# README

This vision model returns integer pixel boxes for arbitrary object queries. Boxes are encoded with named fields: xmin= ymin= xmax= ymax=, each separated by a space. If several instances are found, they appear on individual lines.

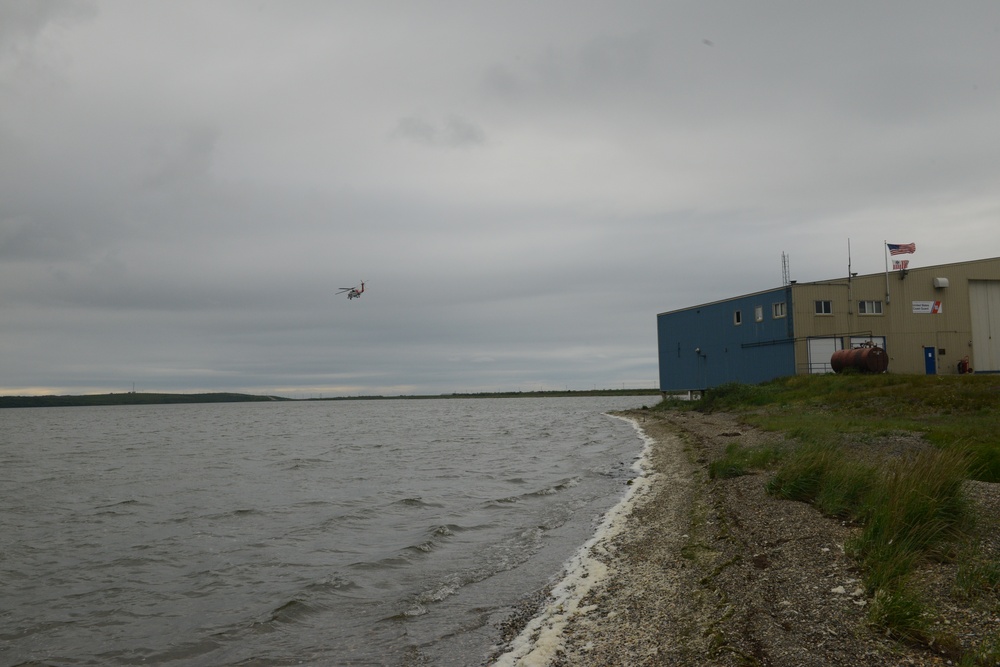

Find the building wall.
xmin=791 ymin=257 xmax=1000 ymax=375
xmin=657 ymin=287 xmax=795 ymax=391
xmin=790 ymin=276 xmax=895 ymax=374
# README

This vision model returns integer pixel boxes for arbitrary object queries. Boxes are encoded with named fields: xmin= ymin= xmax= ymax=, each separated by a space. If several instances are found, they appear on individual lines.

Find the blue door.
xmin=924 ymin=347 xmax=937 ymax=375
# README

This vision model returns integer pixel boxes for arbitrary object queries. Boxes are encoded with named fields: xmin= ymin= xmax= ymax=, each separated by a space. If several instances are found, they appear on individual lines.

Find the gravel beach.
xmin=490 ymin=408 xmax=1000 ymax=666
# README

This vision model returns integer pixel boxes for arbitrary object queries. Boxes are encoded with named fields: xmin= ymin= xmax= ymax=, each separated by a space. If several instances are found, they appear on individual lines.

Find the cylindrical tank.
xmin=831 ymin=346 xmax=888 ymax=373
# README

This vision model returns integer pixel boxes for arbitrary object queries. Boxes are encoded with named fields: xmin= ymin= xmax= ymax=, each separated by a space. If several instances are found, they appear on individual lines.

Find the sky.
xmin=2 ymin=1 xmax=999 ymax=398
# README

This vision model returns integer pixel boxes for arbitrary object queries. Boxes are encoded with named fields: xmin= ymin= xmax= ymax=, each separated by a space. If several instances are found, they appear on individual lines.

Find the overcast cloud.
xmin=2 ymin=0 xmax=999 ymax=397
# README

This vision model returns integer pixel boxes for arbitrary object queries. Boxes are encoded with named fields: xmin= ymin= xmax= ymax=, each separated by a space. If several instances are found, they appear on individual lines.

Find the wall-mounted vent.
xmin=933 ymin=277 xmax=950 ymax=288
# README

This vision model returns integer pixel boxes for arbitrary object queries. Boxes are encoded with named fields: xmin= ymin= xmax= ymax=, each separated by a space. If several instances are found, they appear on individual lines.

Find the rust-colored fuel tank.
xmin=831 ymin=346 xmax=888 ymax=373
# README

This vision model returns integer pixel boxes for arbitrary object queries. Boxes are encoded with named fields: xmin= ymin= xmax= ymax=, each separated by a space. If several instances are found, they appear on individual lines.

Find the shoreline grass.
xmin=656 ymin=373 xmax=1000 ymax=654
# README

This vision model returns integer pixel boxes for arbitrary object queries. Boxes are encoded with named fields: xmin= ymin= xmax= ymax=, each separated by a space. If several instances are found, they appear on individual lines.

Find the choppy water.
xmin=0 ymin=396 xmax=652 ymax=666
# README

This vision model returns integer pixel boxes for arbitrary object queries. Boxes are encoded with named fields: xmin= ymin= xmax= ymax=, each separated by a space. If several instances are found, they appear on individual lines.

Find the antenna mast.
xmin=781 ymin=252 xmax=791 ymax=285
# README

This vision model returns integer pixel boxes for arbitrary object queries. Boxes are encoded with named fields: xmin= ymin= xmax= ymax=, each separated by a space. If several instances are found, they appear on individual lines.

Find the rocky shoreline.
xmin=490 ymin=409 xmax=999 ymax=666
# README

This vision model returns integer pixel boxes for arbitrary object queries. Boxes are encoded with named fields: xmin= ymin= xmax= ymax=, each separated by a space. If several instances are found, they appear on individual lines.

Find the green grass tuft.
xmin=708 ymin=442 xmax=783 ymax=479
xmin=959 ymin=633 xmax=1000 ymax=667
xmin=765 ymin=443 xmax=843 ymax=504
xmin=850 ymin=448 xmax=971 ymax=589
xmin=866 ymin=586 xmax=930 ymax=643
xmin=954 ymin=545 xmax=1000 ymax=600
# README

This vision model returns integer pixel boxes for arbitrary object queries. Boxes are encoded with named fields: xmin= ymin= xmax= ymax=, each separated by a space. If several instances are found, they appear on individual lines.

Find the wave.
xmin=91 ymin=498 xmax=151 ymax=515
xmin=95 ymin=498 xmax=145 ymax=508
xmin=389 ymin=497 xmax=444 ymax=509
xmin=383 ymin=581 xmax=463 ymax=621
xmin=401 ymin=523 xmax=468 ymax=556
xmin=304 ymin=575 xmax=360 ymax=596
xmin=231 ymin=507 xmax=262 ymax=517
xmin=90 ymin=555 xmax=173 ymax=572
xmin=386 ymin=522 xmax=550 ymax=623
xmin=529 ymin=476 xmax=581 ymax=497
xmin=348 ymin=523 xmax=483 ymax=575
xmin=166 ymin=506 xmax=270 ymax=524
xmin=280 ymin=456 xmax=333 ymax=470
xmin=123 ymin=637 xmax=222 ymax=665
xmin=382 ymin=603 xmax=431 ymax=621
xmin=488 ymin=476 xmax=582 ymax=505
xmin=348 ymin=555 xmax=413 ymax=570
xmin=264 ymin=598 xmax=322 ymax=625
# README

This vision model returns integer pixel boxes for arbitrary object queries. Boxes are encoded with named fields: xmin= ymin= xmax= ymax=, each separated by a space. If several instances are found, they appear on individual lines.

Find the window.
xmin=754 ymin=305 xmax=763 ymax=322
xmin=772 ymin=302 xmax=787 ymax=319
xmin=733 ymin=310 xmax=742 ymax=325
xmin=815 ymin=300 xmax=832 ymax=315
xmin=858 ymin=300 xmax=883 ymax=315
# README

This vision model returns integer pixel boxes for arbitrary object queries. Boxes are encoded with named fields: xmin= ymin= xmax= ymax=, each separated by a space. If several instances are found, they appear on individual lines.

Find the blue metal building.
xmin=657 ymin=286 xmax=796 ymax=392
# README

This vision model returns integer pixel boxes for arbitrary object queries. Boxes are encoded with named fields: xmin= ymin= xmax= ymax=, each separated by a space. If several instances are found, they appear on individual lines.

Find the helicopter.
xmin=337 ymin=281 xmax=365 ymax=300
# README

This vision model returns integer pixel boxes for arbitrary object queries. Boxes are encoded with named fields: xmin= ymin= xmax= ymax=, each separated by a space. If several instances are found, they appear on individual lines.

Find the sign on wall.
xmin=912 ymin=301 xmax=943 ymax=314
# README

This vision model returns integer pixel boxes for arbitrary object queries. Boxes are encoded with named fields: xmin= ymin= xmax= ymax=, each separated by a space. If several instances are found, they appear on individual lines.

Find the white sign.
xmin=912 ymin=301 xmax=943 ymax=314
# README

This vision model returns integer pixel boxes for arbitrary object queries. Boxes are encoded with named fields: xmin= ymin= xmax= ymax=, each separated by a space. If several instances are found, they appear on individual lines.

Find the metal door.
xmin=808 ymin=337 xmax=842 ymax=374
xmin=924 ymin=346 xmax=937 ymax=375
xmin=969 ymin=280 xmax=1000 ymax=372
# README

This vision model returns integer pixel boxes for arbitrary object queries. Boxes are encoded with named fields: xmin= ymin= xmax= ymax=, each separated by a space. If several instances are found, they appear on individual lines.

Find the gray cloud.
xmin=393 ymin=115 xmax=486 ymax=148
xmin=2 ymin=1 xmax=999 ymax=397
xmin=0 ymin=0 xmax=94 ymax=53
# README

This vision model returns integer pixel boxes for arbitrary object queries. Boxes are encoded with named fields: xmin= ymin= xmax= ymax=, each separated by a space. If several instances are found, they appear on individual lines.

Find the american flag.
xmin=893 ymin=260 xmax=909 ymax=270
xmin=887 ymin=242 xmax=916 ymax=255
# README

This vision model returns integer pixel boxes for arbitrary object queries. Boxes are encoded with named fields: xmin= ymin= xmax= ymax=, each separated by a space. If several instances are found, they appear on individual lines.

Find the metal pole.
xmin=883 ymin=240 xmax=890 ymax=303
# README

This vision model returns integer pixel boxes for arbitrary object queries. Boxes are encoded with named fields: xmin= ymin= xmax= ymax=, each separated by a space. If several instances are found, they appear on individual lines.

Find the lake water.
xmin=0 ymin=396 xmax=653 ymax=666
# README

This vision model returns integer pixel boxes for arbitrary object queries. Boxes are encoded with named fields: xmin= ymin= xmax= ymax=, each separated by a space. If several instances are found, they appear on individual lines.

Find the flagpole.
xmin=848 ymin=238 xmax=854 ymax=314
xmin=884 ymin=240 xmax=890 ymax=303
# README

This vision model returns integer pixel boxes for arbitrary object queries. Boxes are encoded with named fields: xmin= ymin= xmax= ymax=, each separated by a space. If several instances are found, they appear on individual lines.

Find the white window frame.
xmin=858 ymin=300 xmax=884 ymax=315
xmin=815 ymin=300 xmax=832 ymax=315
xmin=734 ymin=310 xmax=742 ymax=325
xmin=754 ymin=305 xmax=764 ymax=322
xmin=772 ymin=302 xmax=787 ymax=319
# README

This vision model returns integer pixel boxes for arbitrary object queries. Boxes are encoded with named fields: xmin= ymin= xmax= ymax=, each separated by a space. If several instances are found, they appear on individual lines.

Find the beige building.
xmin=792 ymin=256 xmax=1000 ymax=375
xmin=658 ymin=256 xmax=1000 ymax=392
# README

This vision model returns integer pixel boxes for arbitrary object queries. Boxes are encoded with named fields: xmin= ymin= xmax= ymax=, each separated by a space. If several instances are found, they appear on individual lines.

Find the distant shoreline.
xmin=0 ymin=389 xmax=661 ymax=409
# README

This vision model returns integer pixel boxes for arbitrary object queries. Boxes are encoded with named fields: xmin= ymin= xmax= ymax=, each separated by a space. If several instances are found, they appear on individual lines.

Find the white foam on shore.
xmin=491 ymin=415 xmax=656 ymax=667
